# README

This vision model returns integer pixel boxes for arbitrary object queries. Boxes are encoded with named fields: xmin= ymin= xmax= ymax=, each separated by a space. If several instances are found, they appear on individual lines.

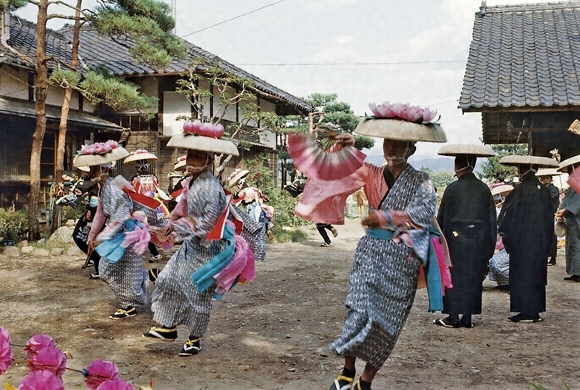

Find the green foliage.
xmin=48 ymin=70 xmax=158 ymax=118
xmin=419 ymin=167 xmax=456 ymax=192
xmin=0 ymin=208 xmax=28 ymax=243
xmin=304 ymin=93 xmax=363 ymax=134
xmin=62 ymin=203 xmax=86 ymax=221
xmin=480 ymin=144 xmax=528 ymax=182
xmin=88 ymin=0 xmax=187 ymax=69
xmin=0 ymin=0 xmax=26 ymax=12
xmin=176 ymin=59 xmax=276 ymax=141
xmin=353 ymin=135 xmax=375 ymax=150
xmin=283 ymin=93 xmax=375 ymax=151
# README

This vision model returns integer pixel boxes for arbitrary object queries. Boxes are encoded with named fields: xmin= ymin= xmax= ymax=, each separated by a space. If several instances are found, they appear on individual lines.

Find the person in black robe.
xmin=498 ymin=157 xmax=555 ymax=323
xmin=435 ymin=150 xmax=496 ymax=328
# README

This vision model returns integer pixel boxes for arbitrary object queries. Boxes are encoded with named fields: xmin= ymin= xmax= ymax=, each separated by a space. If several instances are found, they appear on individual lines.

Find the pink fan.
xmin=288 ymin=133 xmax=366 ymax=180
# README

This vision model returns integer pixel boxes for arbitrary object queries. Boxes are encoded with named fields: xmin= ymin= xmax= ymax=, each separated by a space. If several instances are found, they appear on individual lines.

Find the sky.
xmin=15 ymin=0 xmax=557 ymax=160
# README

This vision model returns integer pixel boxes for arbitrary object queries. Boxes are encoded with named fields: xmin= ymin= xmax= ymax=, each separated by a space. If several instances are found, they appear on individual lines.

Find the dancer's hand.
xmin=335 ymin=133 xmax=355 ymax=146
xmin=361 ymin=211 xmax=380 ymax=228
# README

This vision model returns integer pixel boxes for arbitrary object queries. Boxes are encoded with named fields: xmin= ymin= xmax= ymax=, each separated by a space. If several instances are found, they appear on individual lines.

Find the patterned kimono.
xmin=317 ymin=163 xmax=436 ymax=369
xmin=151 ymin=170 xmax=227 ymax=338
xmin=560 ymin=188 xmax=580 ymax=276
xmin=89 ymin=177 xmax=150 ymax=309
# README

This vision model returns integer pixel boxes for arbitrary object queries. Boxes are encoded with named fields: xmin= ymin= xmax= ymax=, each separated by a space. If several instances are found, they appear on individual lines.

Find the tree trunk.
xmin=28 ymin=0 xmax=49 ymax=241
xmin=51 ymin=0 xmax=82 ymax=233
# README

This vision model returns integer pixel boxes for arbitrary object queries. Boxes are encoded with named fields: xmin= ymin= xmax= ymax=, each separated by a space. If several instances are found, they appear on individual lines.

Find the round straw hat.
xmin=535 ymin=168 xmax=561 ymax=177
xmin=174 ymin=155 xmax=187 ymax=171
xmin=499 ymin=155 xmax=559 ymax=168
xmin=227 ymin=169 xmax=250 ymax=188
xmin=124 ymin=150 xmax=158 ymax=164
xmin=73 ymin=142 xmax=129 ymax=167
xmin=167 ymin=132 xmax=239 ymax=156
xmin=354 ymin=118 xmax=447 ymax=143
xmin=490 ymin=184 xmax=514 ymax=196
xmin=558 ymin=154 xmax=580 ymax=172
xmin=438 ymin=144 xmax=495 ymax=157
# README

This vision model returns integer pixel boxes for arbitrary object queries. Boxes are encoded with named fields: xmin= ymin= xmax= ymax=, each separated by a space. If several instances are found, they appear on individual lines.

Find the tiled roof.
xmin=2 ymin=15 xmax=313 ymax=116
xmin=65 ymin=27 xmax=313 ymax=115
xmin=3 ymin=16 xmax=72 ymax=71
xmin=459 ymin=0 xmax=580 ymax=112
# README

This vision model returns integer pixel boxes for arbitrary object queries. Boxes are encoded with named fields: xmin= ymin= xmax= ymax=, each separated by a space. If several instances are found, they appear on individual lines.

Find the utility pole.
xmin=171 ymin=0 xmax=177 ymax=34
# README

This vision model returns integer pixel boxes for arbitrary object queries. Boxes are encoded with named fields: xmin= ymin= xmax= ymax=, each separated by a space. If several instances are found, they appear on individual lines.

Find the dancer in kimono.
xmin=125 ymin=149 xmax=168 ymax=263
xmin=498 ymin=155 xmax=558 ymax=323
xmin=74 ymin=141 xmax=149 ymax=320
xmin=556 ymin=155 xmax=580 ymax=282
xmin=289 ymin=102 xmax=445 ymax=390
xmin=434 ymin=144 xmax=497 ymax=329
xmin=143 ymin=122 xmax=258 ymax=357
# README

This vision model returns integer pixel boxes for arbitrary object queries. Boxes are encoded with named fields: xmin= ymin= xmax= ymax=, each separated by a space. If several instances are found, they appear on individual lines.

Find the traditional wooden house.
xmin=0 ymin=13 xmax=123 ymax=214
xmin=459 ymin=1 xmax=580 ymax=160
xmin=65 ymin=23 xmax=313 ymax=192
xmin=0 ymin=13 xmax=313 ymax=214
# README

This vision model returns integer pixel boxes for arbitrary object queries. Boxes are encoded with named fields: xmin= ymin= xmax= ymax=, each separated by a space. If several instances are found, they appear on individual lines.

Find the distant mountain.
xmin=364 ymin=153 xmax=483 ymax=173
xmin=364 ymin=154 xmax=454 ymax=172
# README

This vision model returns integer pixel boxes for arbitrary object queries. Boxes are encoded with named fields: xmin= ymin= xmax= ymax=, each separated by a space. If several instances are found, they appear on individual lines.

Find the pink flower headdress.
xmin=182 ymin=120 xmax=225 ymax=138
xmin=368 ymin=102 xmax=438 ymax=124
xmin=80 ymin=140 xmax=120 ymax=156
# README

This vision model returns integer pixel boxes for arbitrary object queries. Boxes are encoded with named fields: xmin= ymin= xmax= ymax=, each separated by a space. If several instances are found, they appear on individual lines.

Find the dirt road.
xmin=1 ymin=218 xmax=579 ymax=389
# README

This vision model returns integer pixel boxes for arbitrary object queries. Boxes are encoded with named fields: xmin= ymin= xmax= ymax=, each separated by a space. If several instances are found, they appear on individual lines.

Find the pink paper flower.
xmin=80 ymin=140 xmax=119 ymax=155
xmin=96 ymin=378 xmax=135 ymax=390
xmin=369 ymin=102 xmax=438 ymax=123
xmin=24 ymin=334 xmax=56 ymax=359
xmin=18 ymin=370 xmax=65 ymax=390
xmin=27 ymin=346 xmax=67 ymax=378
xmin=0 ymin=326 xmax=13 ymax=374
xmin=132 ymin=149 xmax=149 ymax=154
xmin=83 ymin=359 xmax=120 ymax=390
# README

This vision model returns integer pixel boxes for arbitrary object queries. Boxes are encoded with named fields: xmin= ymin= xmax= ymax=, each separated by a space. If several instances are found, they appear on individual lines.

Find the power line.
xmin=180 ymin=0 xmax=287 ymax=38
xmin=235 ymin=60 xmax=466 ymax=66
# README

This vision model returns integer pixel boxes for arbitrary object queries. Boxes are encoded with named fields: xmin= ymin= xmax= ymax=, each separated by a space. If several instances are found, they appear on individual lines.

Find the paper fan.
xmin=288 ymin=133 xmax=366 ymax=180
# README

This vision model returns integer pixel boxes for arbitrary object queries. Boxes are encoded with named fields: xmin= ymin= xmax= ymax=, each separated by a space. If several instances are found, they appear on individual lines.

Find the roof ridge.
xmin=481 ymin=0 xmax=580 ymax=14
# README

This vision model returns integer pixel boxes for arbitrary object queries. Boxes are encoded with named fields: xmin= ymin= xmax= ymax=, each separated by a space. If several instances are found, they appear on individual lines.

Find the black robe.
xmin=437 ymin=172 xmax=497 ymax=315
xmin=498 ymin=172 xmax=553 ymax=315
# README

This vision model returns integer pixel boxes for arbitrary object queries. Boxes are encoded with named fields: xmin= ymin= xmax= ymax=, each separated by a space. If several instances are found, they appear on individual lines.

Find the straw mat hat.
xmin=73 ymin=141 xmax=129 ymax=167
xmin=124 ymin=149 xmax=158 ymax=164
xmin=499 ymin=155 xmax=559 ymax=168
xmin=558 ymin=154 xmax=580 ymax=172
xmin=438 ymin=144 xmax=494 ymax=157
xmin=354 ymin=118 xmax=446 ymax=143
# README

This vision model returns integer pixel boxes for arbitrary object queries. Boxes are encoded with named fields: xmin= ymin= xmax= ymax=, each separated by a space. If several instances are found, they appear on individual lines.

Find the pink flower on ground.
xmin=18 ymin=370 xmax=65 ymax=390
xmin=84 ymin=359 xmax=120 ymax=390
xmin=0 ymin=326 xmax=13 ymax=374
xmin=24 ymin=334 xmax=56 ymax=359
xmin=96 ymin=378 xmax=135 ymax=390
xmin=27 ymin=346 xmax=67 ymax=378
